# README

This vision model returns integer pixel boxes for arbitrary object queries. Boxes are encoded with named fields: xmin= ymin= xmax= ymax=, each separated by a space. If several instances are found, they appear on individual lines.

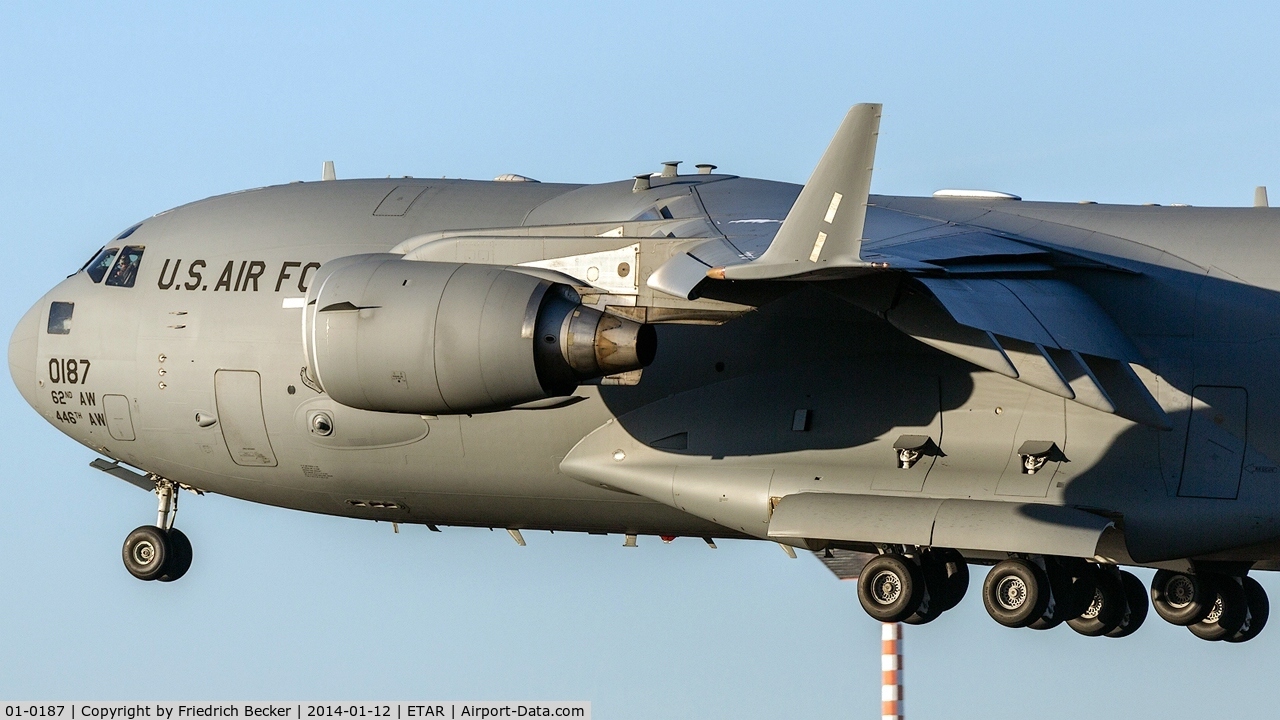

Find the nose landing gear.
xmin=121 ymin=476 xmax=193 ymax=582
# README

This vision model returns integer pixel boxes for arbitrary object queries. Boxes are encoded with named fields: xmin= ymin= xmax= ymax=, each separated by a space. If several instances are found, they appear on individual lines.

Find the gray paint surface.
xmin=11 ymin=116 xmax=1280 ymax=573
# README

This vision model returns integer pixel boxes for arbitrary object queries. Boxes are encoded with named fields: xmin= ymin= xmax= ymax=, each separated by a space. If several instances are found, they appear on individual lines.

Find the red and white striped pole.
xmin=881 ymin=622 xmax=903 ymax=720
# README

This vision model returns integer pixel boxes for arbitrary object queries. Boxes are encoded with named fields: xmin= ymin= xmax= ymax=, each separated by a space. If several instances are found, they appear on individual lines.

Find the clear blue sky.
xmin=3 ymin=3 xmax=1279 ymax=718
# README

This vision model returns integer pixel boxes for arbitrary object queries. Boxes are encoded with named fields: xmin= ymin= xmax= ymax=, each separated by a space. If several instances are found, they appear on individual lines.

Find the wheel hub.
xmin=1204 ymin=595 xmax=1224 ymax=624
xmin=870 ymin=570 xmax=902 ymax=605
xmin=1080 ymin=588 xmax=1104 ymax=619
xmin=995 ymin=576 xmax=1028 ymax=610
xmin=1166 ymin=575 xmax=1195 ymax=608
xmin=132 ymin=540 xmax=156 ymax=566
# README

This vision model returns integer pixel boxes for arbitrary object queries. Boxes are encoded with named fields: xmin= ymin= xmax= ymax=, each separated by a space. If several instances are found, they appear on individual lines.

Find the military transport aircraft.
xmin=10 ymin=104 xmax=1279 ymax=642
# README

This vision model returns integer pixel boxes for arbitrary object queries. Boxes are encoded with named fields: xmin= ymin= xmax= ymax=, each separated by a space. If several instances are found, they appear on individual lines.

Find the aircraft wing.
xmin=649 ymin=104 xmax=1171 ymax=429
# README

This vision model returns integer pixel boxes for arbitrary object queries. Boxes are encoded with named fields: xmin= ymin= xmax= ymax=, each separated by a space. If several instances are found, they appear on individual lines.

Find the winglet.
xmin=719 ymin=104 xmax=881 ymax=280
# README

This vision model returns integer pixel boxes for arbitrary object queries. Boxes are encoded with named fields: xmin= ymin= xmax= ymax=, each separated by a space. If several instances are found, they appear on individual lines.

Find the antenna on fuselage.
xmin=1256 ymin=186 xmax=1269 ymax=208
xmin=322 ymin=161 xmax=337 ymax=181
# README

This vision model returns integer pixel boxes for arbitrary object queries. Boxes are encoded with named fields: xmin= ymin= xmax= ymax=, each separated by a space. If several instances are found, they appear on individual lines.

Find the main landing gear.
xmin=980 ymin=557 xmax=1148 ymax=637
xmin=854 ymin=549 xmax=1269 ymax=642
xmin=1150 ymin=569 xmax=1269 ymax=642
xmin=121 ymin=476 xmax=193 ymax=582
xmin=856 ymin=548 xmax=969 ymax=624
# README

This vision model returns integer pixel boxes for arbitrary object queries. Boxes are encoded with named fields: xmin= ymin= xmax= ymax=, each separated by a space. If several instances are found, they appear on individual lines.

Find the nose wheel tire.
xmin=1103 ymin=570 xmax=1150 ymax=638
xmin=982 ymin=558 xmax=1050 ymax=628
xmin=857 ymin=553 xmax=924 ymax=622
xmin=1225 ymin=576 xmax=1269 ymax=643
xmin=1189 ymin=575 xmax=1248 ymax=641
xmin=123 ymin=525 xmax=193 ymax=582
xmin=1151 ymin=569 xmax=1214 ymax=626
xmin=158 ymin=528 xmax=193 ymax=582
xmin=123 ymin=525 xmax=171 ymax=581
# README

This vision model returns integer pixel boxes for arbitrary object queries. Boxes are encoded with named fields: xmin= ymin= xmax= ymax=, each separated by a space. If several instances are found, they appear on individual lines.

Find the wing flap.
xmin=884 ymin=280 xmax=1169 ymax=428
xmin=917 ymin=277 xmax=1142 ymax=363
xmin=917 ymin=277 xmax=1057 ymax=347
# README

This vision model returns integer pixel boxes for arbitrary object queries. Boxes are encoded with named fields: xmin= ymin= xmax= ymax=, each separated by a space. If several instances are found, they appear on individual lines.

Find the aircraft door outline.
xmin=214 ymin=369 xmax=278 ymax=467
xmin=1178 ymin=385 xmax=1247 ymax=499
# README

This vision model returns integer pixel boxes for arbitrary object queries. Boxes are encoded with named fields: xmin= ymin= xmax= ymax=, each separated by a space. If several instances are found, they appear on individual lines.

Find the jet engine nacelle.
xmin=303 ymin=254 xmax=656 ymax=414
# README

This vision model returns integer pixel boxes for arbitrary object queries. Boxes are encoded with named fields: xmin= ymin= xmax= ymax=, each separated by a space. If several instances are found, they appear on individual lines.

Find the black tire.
xmin=158 ymin=528 xmax=193 ymax=582
xmin=1029 ymin=558 xmax=1095 ymax=630
xmin=122 ymin=525 xmax=171 ymax=581
xmin=1225 ymin=576 xmax=1270 ymax=644
xmin=1105 ymin=571 xmax=1150 ymax=638
xmin=902 ymin=600 xmax=942 ymax=626
xmin=1027 ymin=559 xmax=1068 ymax=629
xmin=857 ymin=554 xmax=924 ymax=623
xmin=903 ymin=549 xmax=968 ymax=625
xmin=1151 ymin=569 xmax=1214 ymax=626
xmin=1067 ymin=568 xmax=1125 ymax=637
xmin=930 ymin=548 xmax=970 ymax=613
xmin=1189 ymin=575 xmax=1248 ymax=641
xmin=982 ymin=558 xmax=1050 ymax=628
xmin=1055 ymin=558 xmax=1100 ymax=620
xmin=1027 ymin=613 xmax=1064 ymax=630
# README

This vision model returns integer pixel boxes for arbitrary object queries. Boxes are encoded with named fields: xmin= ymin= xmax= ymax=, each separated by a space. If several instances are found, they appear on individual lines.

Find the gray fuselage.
xmin=11 ymin=174 xmax=1280 ymax=567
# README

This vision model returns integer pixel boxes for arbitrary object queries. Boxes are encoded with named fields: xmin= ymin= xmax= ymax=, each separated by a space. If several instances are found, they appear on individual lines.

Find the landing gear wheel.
xmin=902 ymin=599 xmax=942 ymax=625
xmin=1027 ymin=561 xmax=1067 ymax=630
xmin=1104 ymin=571 xmax=1150 ymax=638
xmin=1067 ymin=568 xmax=1124 ymax=637
xmin=1225 ymin=576 xmax=1270 ymax=643
xmin=857 ymin=554 xmax=924 ymax=623
xmin=158 ymin=528 xmax=193 ymax=582
xmin=983 ymin=558 xmax=1050 ymax=628
xmin=1189 ymin=575 xmax=1248 ymax=641
xmin=1150 ymin=569 xmax=1214 ymax=626
xmin=929 ymin=548 xmax=970 ymax=613
xmin=122 ymin=525 xmax=171 ymax=581
xmin=1029 ymin=558 xmax=1096 ymax=630
xmin=903 ymin=549 xmax=969 ymax=626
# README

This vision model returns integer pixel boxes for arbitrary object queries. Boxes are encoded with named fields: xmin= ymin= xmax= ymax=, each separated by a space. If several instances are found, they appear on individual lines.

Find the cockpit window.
xmin=115 ymin=223 xmax=142 ymax=241
xmin=105 ymin=245 xmax=144 ymax=288
xmin=85 ymin=247 xmax=119 ymax=283
xmin=47 ymin=302 xmax=73 ymax=335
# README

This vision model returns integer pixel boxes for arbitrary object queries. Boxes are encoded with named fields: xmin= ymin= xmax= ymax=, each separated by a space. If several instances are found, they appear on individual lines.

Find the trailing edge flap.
xmin=916 ymin=277 xmax=1142 ymax=363
xmin=717 ymin=104 xmax=881 ymax=281
xmin=888 ymin=279 xmax=1171 ymax=429
xmin=768 ymin=493 xmax=1114 ymax=559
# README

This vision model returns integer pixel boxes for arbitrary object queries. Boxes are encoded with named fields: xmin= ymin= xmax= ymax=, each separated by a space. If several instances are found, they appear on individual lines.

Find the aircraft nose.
xmin=9 ymin=302 xmax=41 ymax=409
